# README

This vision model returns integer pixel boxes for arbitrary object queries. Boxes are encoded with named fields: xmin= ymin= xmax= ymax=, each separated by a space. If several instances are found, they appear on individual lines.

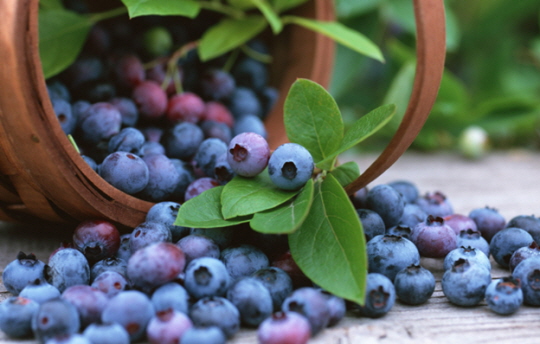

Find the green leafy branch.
xmin=174 ymin=79 xmax=395 ymax=305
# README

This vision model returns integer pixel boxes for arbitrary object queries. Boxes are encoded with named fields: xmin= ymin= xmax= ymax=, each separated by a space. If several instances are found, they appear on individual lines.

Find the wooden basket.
xmin=0 ymin=0 xmax=446 ymax=229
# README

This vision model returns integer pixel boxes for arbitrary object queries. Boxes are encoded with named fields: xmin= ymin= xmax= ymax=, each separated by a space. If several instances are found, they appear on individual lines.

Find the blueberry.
xmin=221 ymin=244 xmax=269 ymax=281
xmin=101 ymin=290 xmax=155 ymax=342
xmin=232 ymin=58 xmax=267 ymax=92
xmin=184 ymin=177 xmax=220 ymax=201
xmin=132 ymin=80 xmax=168 ymax=120
xmin=415 ymin=191 xmax=453 ymax=218
xmin=146 ymin=202 xmax=190 ymax=243
xmin=107 ymin=127 xmax=145 ymax=154
xmin=490 ymin=227 xmax=534 ymax=268
xmin=91 ymin=271 xmax=128 ymax=298
xmin=443 ymin=213 xmax=478 ymax=236
xmin=81 ymin=155 xmax=98 ymax=172
xmin=179 ymin=326 xmax=227 ymax=344
xmin=227 ymin=132 xmax=270 ymax=177
xmin=74 ymin=79 xmax=116 ymax=103
xmin=509 ymin=242 xmax=540 ymax=272
xmin=512 ymin=256 xmax=540 ymax=306
xmin=367 ymin=235 xmax=420 ymax=281
xmin=166 ymin=92 xmax=205 ymax=124
xmin=0 ymin=296 xmax=39 ymax=338
xmin=355 ymin=273 xmax=396 ymax=318
xmin=189 ymin=296 xmax=240 ymax=339
xmin=251 ymin=267 xmax=293 ymax=312
xmin=190 ymin=227 xmax=236 ymax=249
xmin=32 ymin=298 xmax=80 ymax=343
xmin=115 ymin=234 xmax=132 ymax=262
xmin=127 ymin=242 xmax=186 ymax=293
xmin=199 ymin=69 xmax=236 ymax=100
xmin=61 ymin=285 xmax=108 ymax=329
xmin=469 ymin=206 xmax=507 ymax=242
xmin=77 ymin=102 xmax=122 ymax=146
xmin=72 ymin=220 xmax=121 ymax=264
xmin=47 ymin=80 xmax=71 ymax=102
xmin=200 ymin=120 xmax=233 ymax=144
xmin=139 ymin=141 xmax=166 ymax=156
xmin=213 ymin=152 xmax=235 ymax=183
xmin=506 ymin=214 xmax=540 ymax=244
xmin=394 ymin=264 xmax=435 ymax=305
xmin=388 ymin=180 xmax=419 ymax=203
xmin=398 ymin=203 xmax=427 ymax=229
xmin=233 ymin=114 xmax=267 ymax=138
xmin=90 ymin=257 xmax=127 ymax=284
xmin=170 ymin=159 xmax=196 ymax=200
xmin=258 ymin=86 xmax=279 ymax=119
xmin=138 ymin=153 xmax=180 ymax=202
xmin=20 ymin=279 xmax=61 ymax=304
xmin=441 ymin=258 xmax=491 ymax=307
xmin=110 ymin=97 xmax=139 ymax=127
xmin=164 ymin=122 xmax=204 ymax=161
xmin=268 ymin=143 xmax=314 ymax=191
xmin=45 ymin=333 xmax=92 ymax=343
xmin=318 ymin=289 xmax=346 ymax=327
xmin=227 ymin=87 xmax=262 ymax=118
xmin=356 ymin=208 xmax=386 ymax=242
xmin=194 ymin=138 xmax=228 ymax=177
xmin=366 ymin=184 xmax=406 ymax=228
xmin=485 ymin=276 xmax=523 ymax=315
xmin=52 ymin=98 xmax=76 ymax=135
xmin=176 ymin=234 xmax=220 ymax=265
xmin=129 ymin=221 xmax=172 ymax=253
xmin=443 ymin=246 xmax=491 ymax=272
xmin=146 ymin=309 xmax=193 ymax=344
xmin=184 ymin=257 xmax=230 ymax=299
xmin=45 ymin=248 xmax=90 ymax=293
xmin=99 ymin=152 xmax=149 ymax=195
xmin=110 ymin=54 xmax=145 ymax=90
xmin=281 ymin=287 xmax=331 ymax=335
xmin=82 ymin=322 xmax=130 ymax=344
xmin=257 ymin=311 xmax=311 ymax=344
xmin=150 ymin=282 xmax=190 ymax=314
xmin=456 ymin=228 xmax=490 ymax=258
xmin=203 ymin=101 xmax=234 ymax=127
xmin=385 ymin=224 xmax=413 ymax=240
xmin=2 ymin=252 xmax=46 ymax=295
xmin=226 ymin=277 xmax=273 ymax=327
xmin=411 ymin=215 xmax=457 ymax=258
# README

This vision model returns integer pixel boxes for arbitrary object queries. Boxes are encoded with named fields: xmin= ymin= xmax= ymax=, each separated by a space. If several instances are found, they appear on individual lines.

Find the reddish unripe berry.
xmin=111 ymin=54 xmax=145 ymax=90
xmin=227 ymin=132 xmax=270 ymax=177
xmin=257 ymin=312 xmax=311 ymax=344
xmin=73 ymin=220 xmax=121 ymax=263
xmin=166 ymin=92 xmax=206 ymax=123
xmin=443 ymin=214 xmax=478 ymax=236
xmin=412 ymin=215 xmax=457 ymax=258
xmin=132 ymin=81 xmax=168 ymax=120
xmin=146 ymin=309 xmax=193 ymax=344
xmin=203 ymin=101 xmax=234 ymax=127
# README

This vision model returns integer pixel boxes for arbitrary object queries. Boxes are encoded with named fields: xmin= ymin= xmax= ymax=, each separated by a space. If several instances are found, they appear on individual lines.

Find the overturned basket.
xmin=0 ymin=0 xmax=446 ymax=229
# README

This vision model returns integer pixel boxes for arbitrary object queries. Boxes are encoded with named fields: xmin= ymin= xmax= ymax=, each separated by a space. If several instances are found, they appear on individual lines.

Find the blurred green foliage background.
xmin=331 ymin=0 xmax=540 ymax=154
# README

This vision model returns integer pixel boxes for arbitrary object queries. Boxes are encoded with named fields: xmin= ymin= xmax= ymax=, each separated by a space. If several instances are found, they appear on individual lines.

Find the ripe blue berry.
xmin=107 ymin=127 xmax=145 ymax=154
xmin=394 ymin=264 xmax=435 ymax=305
xmin=443 ymin=246 xmax=491 ymax=272
xmin=138 ymin=153 xmax=180 ymax=202
xmin=184 ymin=177 xmax=220 ymax=201
xmin=61 ymin=285 xmax=108 ymax=329
xmin=509 ymin=242 xmax=540 ymax=272
xmin=194 ymin=138 xmax=228 ymax=177
xmin=227 ymin=132 xmax=270 ymax=177
xmin=164 ymin=122 xmax=204 ymax=160
xmin=398 ymin=203 xmax=427 ymax=229
xmin=490 ymin=227 xmax=534 ymax=268
xmin=176 ymin=234 xmax=220 ymax=265
xmin=0 ymin=296 xmax=39 ymax=338
xmin=252 ymin=266 xmax=294 ymax=312
xmin=146 ymin=202 xmax=190 ymax=243
xmin=506 ymin=214 xmax=540 ymax=244
xmin=220 ymin=244 xmax=269 ymax=282
xmin=355 ymin=273 xmax=396 ymax=318
xmin=99 ymin=152 xmax=149 ymax=195
xmin=356 ymin=209 xmax=386 ymax=242
xmin=226 ymin=277 xmax=273 ymax=327
xmin=91 ymin=271 xmax=128 ymax=298
xmin=485 ymin=277 xmax=523 ymax=315
xmin=82 ymin=322 xmax=130 ymax=344
xmin=388 ymin=180 xmax=419 ymax=203
xmin=32 ymin=298 xmax=81 ymax=343
xmin=456 ymin=228 xmax=490 ymax=258
xmin=366 ymin=184 xmax=406 ymax=228
xmin=45 ymin=248 xmax=90 ymax=293
xmin=179 ymin=326 xmax=226 ymax=344
xmin=233 ymin=114 xmax=267 ymax=138
xmin=441 ymin=258 xmax=491 ymax=307
xmin=268 ymin=143 xmax=314 ymax=191
xmin=20 ymin=279 xmax=61 ymax=304
xmin=2 ymin=252 xmax=46 ymax=296
xmin=281 ymin=287 xmax=330 ymax=335
xmin=184 ymin=257 xmax=230 ymax=299
xmin=189 ymin=296 xmax=240 ymax=339
xmin=415 ymin=191 xmax=453 ymax=218
xmin=367 ymin=235 xmax=420 ymax=281
xmin=90 ymin=257 xmax=127 ymax=282
xmin=469 ymin=206 xmax=506 ymax=242
xmin=512 ymin=256 xmax=540 ymax=306
xmin=150 ymin=282 xmax=190 ymax=315
xmin=129 ymin=221 xmax=172 ymax=253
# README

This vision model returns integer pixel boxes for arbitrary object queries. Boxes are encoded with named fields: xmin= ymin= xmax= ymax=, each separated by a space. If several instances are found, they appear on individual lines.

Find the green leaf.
xmin=271 ymin=0 xmax=309 ymax=13
xmin=39 ymin=0 xmax=64 ymax=10
xmin=284 ymin=79 xmax=344 ymax=171
xmin=250 ymin=179 xmax=314 ymax=234
xmin=328 ymin=162 xmax=360 ymax=187
xmin=120 ymin=0 xmax=200 ymax=18
xmin=317 ymin=104 xmax=396 ymax=168
xmin=221 ymin=169 xmax=299 ymax=219
xmin=174 ymin=186 xmax=252 ymax=228
xmin=251 ymin=0 xmax=283 ymax=34
xmin=39 ymin=9 xmax=93 ymax=79
xmin=227 ymin=0 xmax=257 ymax=10
xmin=282 ymin=16 xmax=384 ymax=62
xmin=199 ymin=16 xmax=268 ymax=61
xmin=289 ymin=174 xmax=367 ymax=305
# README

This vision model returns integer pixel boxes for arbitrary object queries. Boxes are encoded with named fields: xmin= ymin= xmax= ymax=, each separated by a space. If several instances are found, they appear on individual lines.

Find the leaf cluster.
xmin=174 ymin=79 xmax=395 ymax=304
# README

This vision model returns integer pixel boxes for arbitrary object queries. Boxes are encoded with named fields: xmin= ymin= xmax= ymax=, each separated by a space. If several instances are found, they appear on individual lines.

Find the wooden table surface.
xmin=2 ymin=150 xmax=540 ymax=344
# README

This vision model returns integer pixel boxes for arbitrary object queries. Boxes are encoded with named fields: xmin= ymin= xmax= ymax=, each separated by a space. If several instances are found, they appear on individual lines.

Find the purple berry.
xmin=203 ymin=101 xmax=234 ymax=127
xmin=281 ymin=287 xmax=330 ymax=335
xmin=90 ymin=257 xmax=128 ymax=282
xmin=184 ymin=177 xmax=220 ymax=201
xmin=176 ymin=234 xmax=220 ymax=265
xmin=73 ymin=220 xmax=121 ymax=264
xmin=199 ymin=69 xmax=236 ymax=101
xmin=132 ymin=80 xmax=168 ymax=120
xmin=146 ymin=309 xmax=193 ymax=344
xmin=411 ymin=215 xmax=457 ymax=258
xmin=166 ymin=92 xmax=205 ymax=124
xmin=443 ymin=213 xmax=478 ymax=236
xmin=257 ymin=311 xmax=311 ymax=344
xmin=129 ymin=221 xmax=172 ymax=253
xmin=61 ymin=285 xmax=108 ymax=329
xmin=469 ymin=206 xmax=507 ymax=242
xmin=91 ymin=271 xmax=128 ymax=298
xmin=227 ymin=132 xmax=270 ymax=177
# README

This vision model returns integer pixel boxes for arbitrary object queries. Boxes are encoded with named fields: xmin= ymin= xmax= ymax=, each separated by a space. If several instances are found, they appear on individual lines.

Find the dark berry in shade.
xmin=200 ymin=120 xmax=233 ymax=144
xmin=318 ymin=289 xmax=346 ymax=327
xmin=441 ymin=258 xmax=491 ymax=307
xmin=233 ymin=114 xmax=267 ymax=138
xmin=72 ymin=220 xmax=121 ymax=264
xmin=45 ymin=248 xmax=91 ymax=293
xmin=150 ymin=282 xmax=190 ymax=315
xmin=127 ymin=242 xmax=186 ymax=293
xmin=146 ymin=309 xmax=193 ymax=344
xmin=356 ymin=209 xmax=386 ymax=242
xmin=101 ymin=290 xmax=155 ymax=342
xmin=110 ymin=53 xmax=145 ymax=90
xmin=90 ymin=257 xmax=128 ymax=282
xmin=138 ymin=153 xmax=181 ymax=202
xmin=91 ymin=271 xmax=128 ymax=298
xmin=132 ymin=80 xmax=168 ymax=120
xmin=61 ymin=285 xmax=109 ymax=329
xmin=194 ymin=138 xmax=228 ymax=177
xmin=180 ymin=326 xmax=227 ymax=344
xmin=367 ymin=235 xmax=420 ymax=282
xmin=82 ymin=322 xmax=130 ymax=344
xmin=47 ymin=80 xmax=71 ymax=102
xmin=146 ymin=201 xmax=190 ymax=243
xmin=164 ymin=122 xmax=205 ymax=160
xmin=281 ymin=287 xmax=331 ymax=335
xmin=51 ymin=98 xmax=76 ymax=135
xmin=271 ymin=250 xmax=311 ymax=289
xmin=456 ymin=228 xmax=490 ymax=258
xmin=226 ymin=277 xmax=273 ymax=327
xmin=214 ymin=152 xmax=235 ymax=183
xmin=184 ymin=257 xmax=231 ymax=299
xmin=199 ymin=68 xmax=236 ymax=100
xmin=0 ymin=296 xmax=39 ymax=338
xmin=107 ymin=127 xmax=145 ymax=154
xmin=469 ymin=206 xmax=506 ymax=242
xmin=99 ymin=152 xmax=149 ymax=195
xmin=252 ymin=266 xmax=294 ymax=312
xmin=355 ymin=273 xmax=396 ymax=318
xmin=227 ymin=86 xmax=262 ymax=118
xmin=190 ymin=227 xmax=236 ymax=250
xmin=231 ymin=58 xmax=267 ymax=92
xmin=415 ymin=191 xmax=453 ymax=218
xmin=20 ymin=279 xmax=61 ymax=304
xmin=485 ymin=276 xmax=523 ymax=315
xmin=388 ymin=180 xmax=419 ymax=203
xmin=110 ymin=97 xmax=139 ymax=127
xmin=221 ymin=244 xmax=269 ymax=282
xmin=203 ymin=101 xmax=234 ymax=127
xmin=31 ymin=298 xmax=81 ymax=343
xmin=394 ymin=264 xmax=435 ymax=305
xmin=443 ymin=246 xmax=491 ymax=272
xmin=366 ymin=184 xmax=406 ymax=228
xmin=189 ymin=296 xmax=240 ymax=339
xmin=257 ymin=311 xmax=311 ymax=344
xmin=77 ymin=102 xmax=122 ymax=146
xmin=509 ymin=242 xmax=540 ymax=272
xmin=2 ymin=252 xmax=46 ymax=296
xmin=512 ymin=256 xmax=540 ymax=306
xmin=490 ymin=227 xmax=534 ymax=268
xmin=443 ymin=213 xmax=478 ymax=236
xmin=258 ymin=86 xmax=279 ymax=119
xmin=350 ymin=187 xmax=369 ymax=209
xmin=166 ymin=92 xmax=206 ymax=124
xmin=506 ymin=214 xmax=540 ymax=245
xmin=411 ymin=215 xmax=457 ymax=258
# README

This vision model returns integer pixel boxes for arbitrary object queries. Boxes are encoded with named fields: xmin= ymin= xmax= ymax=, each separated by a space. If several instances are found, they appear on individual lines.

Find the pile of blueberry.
xmin=47 ymin=3 xmax=279 ymax=203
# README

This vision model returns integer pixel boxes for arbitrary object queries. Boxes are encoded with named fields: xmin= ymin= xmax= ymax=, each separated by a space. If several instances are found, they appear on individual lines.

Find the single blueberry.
xmin=267 ymin=143 xmax=314 ymax=191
